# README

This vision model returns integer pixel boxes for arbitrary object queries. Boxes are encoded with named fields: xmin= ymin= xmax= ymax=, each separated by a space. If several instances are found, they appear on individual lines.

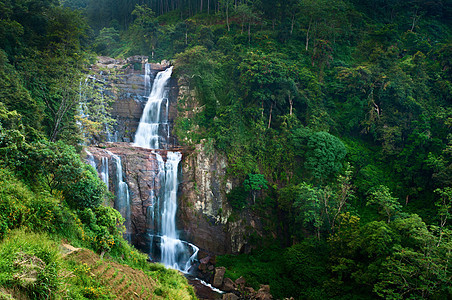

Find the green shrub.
xmin=66 ymin=166 xmax=106 ymax=209
xmin=0 ymin=168 xmax=81 ymax=240
xmin=78 ymin=206 xmax=124 ymax=253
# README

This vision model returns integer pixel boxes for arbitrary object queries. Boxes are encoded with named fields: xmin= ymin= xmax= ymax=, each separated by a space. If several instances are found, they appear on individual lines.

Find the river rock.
xmin=213 ymin=267 xmax=226 ymax=288
xmin=235 ymin=276 xmax=246 ymax=288
xmin=222 ymin=277 xmax=235 ymax=292
xmin=254 ymin=285 xmax=272 ymax=300
xmin=223 ymin=293 xmax=239 ymax=300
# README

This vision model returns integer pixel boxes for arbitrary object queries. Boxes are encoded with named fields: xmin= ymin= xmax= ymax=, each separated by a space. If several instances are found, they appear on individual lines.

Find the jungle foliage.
xmin=1 ymin=0 xmax=452 ymax=299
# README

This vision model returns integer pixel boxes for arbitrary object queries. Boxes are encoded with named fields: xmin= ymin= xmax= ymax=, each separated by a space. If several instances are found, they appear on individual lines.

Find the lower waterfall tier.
xmin=86 ymin=142 xmax=262 ymax=259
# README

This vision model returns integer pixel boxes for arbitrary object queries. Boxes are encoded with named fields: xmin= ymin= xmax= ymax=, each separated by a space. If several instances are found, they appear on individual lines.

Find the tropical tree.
xmin=244 ymin=173 xmax=268 ymax=204
xmin=366 ymin=185 xmax=401 ymax=223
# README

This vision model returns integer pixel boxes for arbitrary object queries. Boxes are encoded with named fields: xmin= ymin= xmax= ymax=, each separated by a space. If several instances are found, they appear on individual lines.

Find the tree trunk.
xmin=268 ymin=103 xmax=273 ymax=129
xmin=306 ymin=18 xmax=311 ymax=51
xmin=289 ymin=92 xmax=293 ymax=115
xmin=410 ymin=8 xmax=420 ymax=32
xmin=248 ymin=22 xmax=251 ymax=44
xmin=290 ymin=13 xmax=295 ymax=36
xmin=226 ymin=1 xmax=230 ymax=31
xmin=200 ymin=0 xmax=203 ymax=12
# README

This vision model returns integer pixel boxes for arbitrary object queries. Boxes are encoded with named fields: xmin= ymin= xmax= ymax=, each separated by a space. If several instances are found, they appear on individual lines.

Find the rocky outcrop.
xmin=179 ymin=143 xmax=231 ymax=254
xmin=179 ymin=142 xmax=262 ymax=254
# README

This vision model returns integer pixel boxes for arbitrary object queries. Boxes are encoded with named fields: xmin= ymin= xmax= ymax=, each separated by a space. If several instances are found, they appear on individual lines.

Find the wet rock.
xmin=188 ymin=278 xmax=223 ymax=300
xmin=213 ymin=267 xmax=226 ymax=288
xmin=199 ymin=254 xmax=211 ymax=264
xmin=198 ymin=262 xmax=207 ymax=272
xmin=198 ymin=255 xmax=212 ymax=272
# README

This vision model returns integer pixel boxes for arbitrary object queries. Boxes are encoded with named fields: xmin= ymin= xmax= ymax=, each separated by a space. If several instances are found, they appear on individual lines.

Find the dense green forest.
xmin=1 ymin=0 xmax=451 ymax=299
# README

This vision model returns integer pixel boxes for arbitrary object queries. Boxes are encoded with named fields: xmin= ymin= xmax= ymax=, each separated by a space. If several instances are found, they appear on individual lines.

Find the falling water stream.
xmin=134 ymin=65 xmax=198 ymax=273
xmin=109 ymin=151 xmax=131 ymax=243
xmin=134 ymin=66 xmax=173 ymax=149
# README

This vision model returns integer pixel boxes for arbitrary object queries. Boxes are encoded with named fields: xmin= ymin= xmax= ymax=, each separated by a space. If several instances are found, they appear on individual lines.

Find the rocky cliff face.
xmin=86 ymin=143 xmax=184 ymax=250
xmin=175 ymin=77 xmax=263 ymax=255
xmin=179 ymin=143 xmax=262 ymax=255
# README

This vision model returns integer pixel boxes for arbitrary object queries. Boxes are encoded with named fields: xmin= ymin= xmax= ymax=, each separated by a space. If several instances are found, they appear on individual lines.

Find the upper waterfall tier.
xmin=134 ymin=66 xmax=173 ymax=149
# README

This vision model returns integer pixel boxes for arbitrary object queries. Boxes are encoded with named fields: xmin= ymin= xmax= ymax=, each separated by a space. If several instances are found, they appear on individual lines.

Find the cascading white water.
xmin=133 ymin=66 xmax=198 ymax=273
xmin=144 ymin=63 xmax=151 ymax=94
xmin=85 ymin=150 xmax=97 ymax=169
xmin=134 ymin=66 xmax=173 ymax=149
xmin=100 ymin=157 xmax=109 ymax=189
xmin=153 ymin=152 xmax=199 ymax=272
xmin=85 ymin=150 xmax=109 ymax=191
xmin=109 ymin=151 xmax=131 ymax=242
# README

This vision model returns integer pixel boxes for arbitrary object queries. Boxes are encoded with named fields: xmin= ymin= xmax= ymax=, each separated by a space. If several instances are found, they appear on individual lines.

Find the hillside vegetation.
xmin=1 ymin=0 xmax=451 ymax=299
xmin=0 ymin=0 xmax=195 ymax=298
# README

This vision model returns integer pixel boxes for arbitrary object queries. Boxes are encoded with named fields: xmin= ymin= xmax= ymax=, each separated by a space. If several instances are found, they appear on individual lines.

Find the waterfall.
xmin=85 ymin=150 xmax=109 ymax=191
xmin=100 ymin=157 xmax=109 ymax=189
xmin=147 ymin=151 xmax=198 ymax=272
xmin=109 ymin=151 xmax=131 ymax=242
xmin=159 ymin=152 xmax=199 ymax=272
xmin=134 ymin=66 xmax=173 ymax=149
xmin=133 ymin=66 xmax=198 ymax=273
xmin=85 ymin=150 xmax=97 ymax=170
xmin=144 ymin=63 xmax=151 ymax=94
